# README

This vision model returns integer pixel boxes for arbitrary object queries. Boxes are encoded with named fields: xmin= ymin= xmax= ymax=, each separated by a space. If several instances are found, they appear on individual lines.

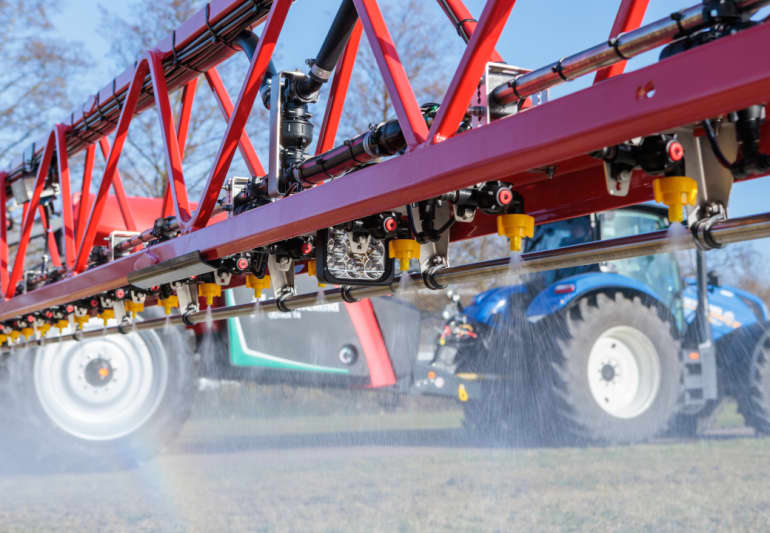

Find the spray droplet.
xmin=665 ymin=221 xmax=689 ymax=252
xmin=398 ymin=273 xmax=412 ymax=293
xmin=505 ymin=251 xmax=523 ymax=285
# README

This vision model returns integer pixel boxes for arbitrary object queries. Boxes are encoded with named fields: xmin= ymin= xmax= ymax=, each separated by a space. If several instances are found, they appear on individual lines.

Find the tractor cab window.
xmin=526 ymin=216 xmax=598 ymax=285
xmin=598 ymin=209 xmax=684 ymax=328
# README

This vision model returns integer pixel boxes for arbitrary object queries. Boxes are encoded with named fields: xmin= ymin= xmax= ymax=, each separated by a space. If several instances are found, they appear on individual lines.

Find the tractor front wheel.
xmin=541 ymin=292 xmax=682 ymax=444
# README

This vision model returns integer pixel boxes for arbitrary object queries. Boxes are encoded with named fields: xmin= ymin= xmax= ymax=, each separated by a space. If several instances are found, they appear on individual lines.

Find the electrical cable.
xmin=701 ymin=119 xmax=736 ymax=170
xmin=406 ymin=203 xmax=423 ymax=241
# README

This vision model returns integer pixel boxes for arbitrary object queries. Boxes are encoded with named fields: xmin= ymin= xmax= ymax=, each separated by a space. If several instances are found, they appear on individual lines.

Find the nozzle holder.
xmin=98 ymin=308 xmax=115 ymax=326
xmin=652 ymin=176 xmax=698 ymax=223
xmin=388 ymin=239 xmax=420 ymax=272
xmin=496 ymin=213 xmax=535 ymax=252
xmin=307 ymin=261 xmax=325 ymax=287
xmin=245 ymin=273 xmax=271 ymax=299
xmin=198 ymin=282 xmax=222 ymax=307
xmin=74 ymin=314 xmax=90 ymax=330
xmin=125 ymin=300 xmax=145 ymax=319
xmin=159 ymin=295 xmax=179 ymax=316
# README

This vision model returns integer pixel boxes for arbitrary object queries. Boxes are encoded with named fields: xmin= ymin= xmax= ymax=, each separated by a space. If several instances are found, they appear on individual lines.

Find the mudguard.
xmin=681 ymin=278 xmax=768 ymax=342
xmin=525 ymin=272 xmax=662 ymax=320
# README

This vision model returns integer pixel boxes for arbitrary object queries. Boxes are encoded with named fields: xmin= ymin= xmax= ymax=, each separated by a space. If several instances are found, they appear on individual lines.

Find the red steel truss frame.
xmin=1 ymin=0 xmax=770 ymax=323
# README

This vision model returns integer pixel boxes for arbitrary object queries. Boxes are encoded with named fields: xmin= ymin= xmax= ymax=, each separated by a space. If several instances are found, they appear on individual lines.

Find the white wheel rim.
xmin=586 ymin=325 xmax=661 ymax=419
xmin=33 ymin=332 xmax=168 ymax=441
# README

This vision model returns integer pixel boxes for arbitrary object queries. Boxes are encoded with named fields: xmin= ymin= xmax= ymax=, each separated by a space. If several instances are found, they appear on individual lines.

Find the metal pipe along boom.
xmin=14 ymin=210 xmax=770 ymax=351
xmin=491 ymin=0 xmax=770 ymax=106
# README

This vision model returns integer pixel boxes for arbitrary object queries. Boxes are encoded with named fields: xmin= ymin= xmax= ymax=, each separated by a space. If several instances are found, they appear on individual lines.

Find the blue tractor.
xmin=417 ymin=205 xmax=770 ymax=444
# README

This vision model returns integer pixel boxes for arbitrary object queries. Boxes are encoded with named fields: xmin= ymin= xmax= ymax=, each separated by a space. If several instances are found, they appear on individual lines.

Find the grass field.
xmin=1 ymin=385 xmax=769 ymax=532
xmin=171 ymin=390 xmax=770 ymax=532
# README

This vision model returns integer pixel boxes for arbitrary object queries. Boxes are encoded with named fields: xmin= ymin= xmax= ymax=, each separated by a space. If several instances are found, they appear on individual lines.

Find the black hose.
xmin=235 ymin=30 xmax=276 ymax=109
xmin=297 ymin=0 xmax=359 ymax=99
xmin=314 ymin=0 xmax=358 ymax=72
xmin=436 ymin=0 xmax=470 ymax=43
xmin=406 ymin=201 xmax=454 ymax=243
xmin=701 ymin=119 xmax=735 ymax=170
xmin=406 ymin=203 xmax=422 ymax=240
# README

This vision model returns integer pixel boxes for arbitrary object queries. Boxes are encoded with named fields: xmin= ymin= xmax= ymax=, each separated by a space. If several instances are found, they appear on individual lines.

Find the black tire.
xmin=667 ymin=398 xmax=722 ymax=438
xmin=3 ymin=315 xmax=197 ymax=469
xmin=541 ymin=292 xmax=682 ymax=444
xmin=733 ymin=325 xmax=770 ymax=434
xmin=461 ymin=293 xmax=552 ymax=445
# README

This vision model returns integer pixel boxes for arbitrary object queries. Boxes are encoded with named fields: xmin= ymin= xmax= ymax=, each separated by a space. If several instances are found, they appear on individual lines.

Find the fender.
xmin=525 ymin=272 xmax=663 ymax=321
xmin=681 ymin=278 xmax=768 ymax=341
xmin=461 ymin=285 xmax=528 ymax=325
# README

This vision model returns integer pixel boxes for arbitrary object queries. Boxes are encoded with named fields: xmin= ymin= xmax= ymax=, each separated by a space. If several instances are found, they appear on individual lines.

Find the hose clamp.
xmin=690 ymin=203 xmax=727 ymax=251
xmin=422 ymin=257 xmax=448 ymax=290
xmin=340 ymin=286 xmax=359 ymax=303
xmin=276 ymin=289 xmax=293 ymax=312
xmin=308 ymin=62 xmax=332 ymax=82
xmin=117 ymin=317 xmax=132 ymax=335
xmin=181 ymin=304 xmax=198 ymax=327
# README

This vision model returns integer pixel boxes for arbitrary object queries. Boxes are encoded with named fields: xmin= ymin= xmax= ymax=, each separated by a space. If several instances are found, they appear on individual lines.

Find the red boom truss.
xmin=1 ymin=0 xmax=770 ymax=328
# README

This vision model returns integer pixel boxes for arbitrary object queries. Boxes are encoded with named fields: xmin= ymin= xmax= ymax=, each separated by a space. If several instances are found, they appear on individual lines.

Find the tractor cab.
xmin=460 ymin=206 xmax=685 ymax=331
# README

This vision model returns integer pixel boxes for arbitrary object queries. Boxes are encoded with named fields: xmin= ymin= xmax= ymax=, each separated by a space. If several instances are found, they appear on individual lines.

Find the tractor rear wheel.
xmin=733 ymin=325 xmax=770 ymax=434
xmin=3 ymin=316 xmax=197 ymax=468
xmin=541 ymin=292 xmax=682 ymax=444
xmin=667 ymin=399 xmax=722 ymax=438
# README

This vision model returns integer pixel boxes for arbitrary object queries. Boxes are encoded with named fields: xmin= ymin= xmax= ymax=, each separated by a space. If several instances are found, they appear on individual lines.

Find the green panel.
xmin=226 ymin=290 xmax=349 ymax=374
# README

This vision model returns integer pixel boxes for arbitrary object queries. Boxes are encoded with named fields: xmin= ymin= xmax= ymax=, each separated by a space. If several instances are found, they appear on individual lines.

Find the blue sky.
xmin=50 ymin=0 xmax=770 ymax=254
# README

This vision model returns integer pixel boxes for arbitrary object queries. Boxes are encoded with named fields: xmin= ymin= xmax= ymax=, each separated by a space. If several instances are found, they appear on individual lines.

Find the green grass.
xmin=164 ymin=411 xmax=770 ymax=533
xmin=170 ymin=388 xmax=770 ymax=532
xmin=1 ymin=385 xmax=766 ymax=532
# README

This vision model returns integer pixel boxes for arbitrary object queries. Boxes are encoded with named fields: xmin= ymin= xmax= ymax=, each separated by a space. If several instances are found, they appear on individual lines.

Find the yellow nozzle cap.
xmin=388 ymin=239 xmax=420 ymax=272
xmin=55 ymin=320 xmax=69 ymax=333
xmin=0 ymin=334 xmax=7 ymax=345
xmin=74 ymin=314 xmax=90 ymax=330
xmin=98 ymin=308 xmax=115 ymax=326
xmin=198 ymin=282 xmax=222 ymax=307
xmin=307 ymin=261 xmax=325 ymax=287
xmin=159 ymin=295 xmax=179 ymax=316
xmin=652 ymin=176 xmax=698 ymax=223
xmin=125 ymin=300 xmax=145 ymax=319
xmin=37 ymin=324 xmax=51 ymax=337
xmin=10 ymin=330 xmax=20 ymax=342
xmin=21 ymin=327 xmax=34 ymax=340
xmin=496 ymin=213 xmax=535 ymax=252
xmin=245 ymin=274 xmax=271 ymax=299
xmin=458 ymin=384 xmax=469 ymax=403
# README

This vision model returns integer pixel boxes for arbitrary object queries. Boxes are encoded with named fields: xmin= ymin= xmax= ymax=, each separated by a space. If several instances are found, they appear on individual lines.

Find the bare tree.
xmin=341 ymin=0 xmax=463 ymax=137
xmin=703 ymin=243 xmax=770 ymax=307
xmin=0 ymin=0 xmax=89 ymax=165
xmin=98 ymin=0 xmax=225 ymax=198
xmin=99 ymin=0 xmax=273 ymax=199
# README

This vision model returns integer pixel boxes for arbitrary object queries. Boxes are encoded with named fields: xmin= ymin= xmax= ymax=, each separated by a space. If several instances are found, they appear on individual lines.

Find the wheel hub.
xmin=587 ymin=326 xmax=661 ymax=419
xmin=600 ymin=361 xmax=618 ymax=383
xmin=33 ymin=331 xmax=169 ymax=441
xmin=84 ymin=357 xmax=114 ymax=387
